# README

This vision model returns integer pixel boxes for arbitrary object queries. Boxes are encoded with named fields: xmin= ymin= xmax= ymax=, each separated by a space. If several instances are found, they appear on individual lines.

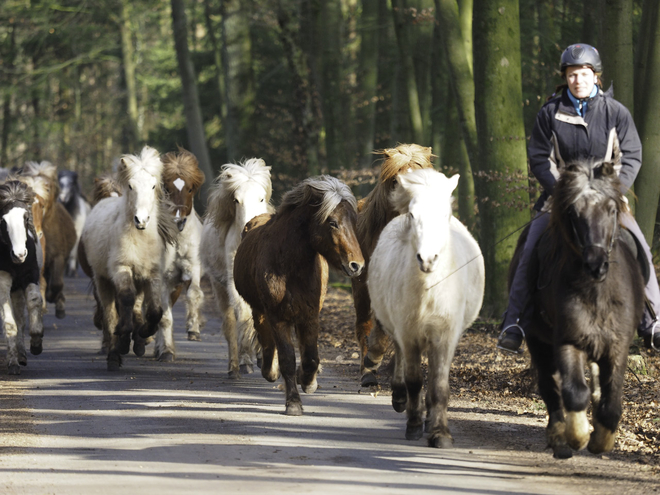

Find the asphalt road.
xmin=0 ymin=275 xmax=658 ymax=494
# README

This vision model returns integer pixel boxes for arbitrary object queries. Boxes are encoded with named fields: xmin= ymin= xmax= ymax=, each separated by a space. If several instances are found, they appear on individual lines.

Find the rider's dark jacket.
xmin=528 ymin=87 xmax=642 ymax=211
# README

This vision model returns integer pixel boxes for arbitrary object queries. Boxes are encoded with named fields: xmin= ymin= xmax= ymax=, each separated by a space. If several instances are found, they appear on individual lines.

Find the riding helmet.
xmin=560 ymin=43 xmax=602 ymax=73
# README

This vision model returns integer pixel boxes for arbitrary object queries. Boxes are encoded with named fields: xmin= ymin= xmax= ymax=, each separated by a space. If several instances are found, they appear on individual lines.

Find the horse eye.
xmin=234 ymin=198 xmax=239 ymax=204
xmin=129 ymin=185 xmax=133 ymax=191
xmin=329 ymin=220 xmax=338 ymax=229
xmin=260 ymin=198 xmax=264 ymax=203
xmin=189 ymin=188 xmax=193 ymax=193
xmin=152 ymin=185 xmax=155 ymax=190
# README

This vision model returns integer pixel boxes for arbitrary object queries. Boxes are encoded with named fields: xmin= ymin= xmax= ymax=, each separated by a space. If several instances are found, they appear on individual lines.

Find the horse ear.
xmin=448 ymin=174 xmax=460 ymax=193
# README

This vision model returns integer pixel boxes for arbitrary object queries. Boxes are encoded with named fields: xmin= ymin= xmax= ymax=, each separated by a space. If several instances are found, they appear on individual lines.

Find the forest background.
xmin=2 ymin=0 xmax=660 ymax=316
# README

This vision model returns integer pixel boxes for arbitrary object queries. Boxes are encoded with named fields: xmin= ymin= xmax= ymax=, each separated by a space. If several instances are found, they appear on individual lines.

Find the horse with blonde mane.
xmin=352 ymin=144 xmax=435 ymax=386
xmin=200 ymin=158 xmax=273 ymax=378
xmin=81 ymin=146 xmax=177 ymax=370
xmin=368 ymin=169 xmax=484 ymax=447
xmin=234 ymin=176 xmax=364 ymax=415
xmin=155 ymin=149 xmax=206 ymax=361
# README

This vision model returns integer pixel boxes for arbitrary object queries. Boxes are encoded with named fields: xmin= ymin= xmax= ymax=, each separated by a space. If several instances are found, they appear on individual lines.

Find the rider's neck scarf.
xmin=567 ymin=85 xmax=598 ymax=117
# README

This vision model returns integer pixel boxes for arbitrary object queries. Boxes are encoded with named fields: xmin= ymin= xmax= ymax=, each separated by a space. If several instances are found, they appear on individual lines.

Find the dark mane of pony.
xmin=0 ymin=180 xmax=38 ymax=241
xmin=278 ymin=175 xmax=357 ymax=222
xmin=358 ymin=144 xmax=434 ymax=255
xmin=161 ymin=148 xmax=206 ymax=192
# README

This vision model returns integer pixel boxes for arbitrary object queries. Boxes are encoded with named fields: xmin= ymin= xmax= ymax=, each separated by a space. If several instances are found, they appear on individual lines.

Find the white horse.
xmin=81 ymin=146 xmax=177 ymax=370
xmin=200 ymin=158 xmax=273 ymax=379
xmin=155 ymin=149 xmax=206 ymax=361
xmin=367 ymin=168 xmax=485 ymax=448
xmin=0 ymin=180 xmax=44 ymax=374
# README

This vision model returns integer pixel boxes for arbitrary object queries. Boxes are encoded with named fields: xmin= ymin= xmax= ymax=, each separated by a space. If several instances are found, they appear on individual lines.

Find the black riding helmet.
xmin=560 ymin=43 xmax=602 ymax=73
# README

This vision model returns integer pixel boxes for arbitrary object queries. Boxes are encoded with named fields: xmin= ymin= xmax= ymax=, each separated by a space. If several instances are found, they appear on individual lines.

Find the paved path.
xmin=0 ymin=276 xmax=658 ymax=494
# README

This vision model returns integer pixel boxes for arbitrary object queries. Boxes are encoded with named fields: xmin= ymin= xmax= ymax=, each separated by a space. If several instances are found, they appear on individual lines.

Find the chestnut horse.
xmin=234 ymin=176 xmax=364 ymax=416
xmin=155 ymin=149 xmax=205 ymax=361
xmin=352 ymin=144 xmax=435 ymax=386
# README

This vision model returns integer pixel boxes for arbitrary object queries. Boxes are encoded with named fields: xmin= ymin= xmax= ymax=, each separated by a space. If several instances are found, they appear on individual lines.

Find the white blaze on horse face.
xmin=129 ymin=170 xmax=159 ymax=229
xmin=173 ymin=178 xmax=185 ymax=191
xmin=235 ymin=181 xmax=269 ymax=229
xmin=4 ymin=207 xmax=28 ymax=263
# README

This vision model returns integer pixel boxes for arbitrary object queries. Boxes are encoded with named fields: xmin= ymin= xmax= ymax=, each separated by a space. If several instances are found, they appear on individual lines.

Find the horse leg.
xmin=362 ymin=320 xmax=390 ymax=387
xmin=185 ymin=267 xmax=205 ymax=342
xmin=270 ymin=318 xmax=301 ymax=416
xmin=110 ymin=270 xmax=135 ymax=362
xmin=25 ymin=283 xmax=44 ymax=356
xmin=527 ymin=335 xmax=571 ymax=458
xmin=0 ymin=272 xmax=20 ymax=374
xmin=236 ymin=297 xmax=258 ymax=375
xmin=588 ymin=351 xmax=627 ymax=454
xmin=390 ymin=340 xmax=407 ymax=414
xmin=558 ymin=344 xmax=590 ymax=451
xmin=50 ymin=255 xmax=66 ymax=319
xmin=425 ymin=332 xmax=461 ymax=448
xmin=212 ymin=278 xmax=240 ymax=379
xmin=136 ymin=274 xmax=163 ymax=341
xmin=97 ymin=277 xmax=121 ymax=369
xmin=402 ymin=340 xmax=424 ymax=441
xmin=154 ymin=285 xmax=175 ymax=362
xmin=10 ymin=290 xmax=27 ymax=367
xmin=295 ymin=318 xmax=321 ymax=394
xmin=353 ymin=276 xmax=374 ymax=375
xmin=253 ymin=312 xmax=280 ymax=382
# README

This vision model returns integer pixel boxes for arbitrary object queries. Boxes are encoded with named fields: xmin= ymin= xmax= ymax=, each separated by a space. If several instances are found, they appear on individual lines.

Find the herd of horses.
xmin=0 ymin=140 xmax=646 ymax=459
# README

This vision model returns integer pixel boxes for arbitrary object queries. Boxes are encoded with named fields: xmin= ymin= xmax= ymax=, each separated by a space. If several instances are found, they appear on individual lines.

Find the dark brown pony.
xmin=511 ymin=155 xmax=644 ymax=458
xmin=234 ymin=176 xmax=364 ymax=416
xmin=161 ymin=148 xmax=205 ymax=232
xmin=20 ymin=161 xmax=76 ymax=319
xmin=352 ymin=144 xmax=435 ymax=385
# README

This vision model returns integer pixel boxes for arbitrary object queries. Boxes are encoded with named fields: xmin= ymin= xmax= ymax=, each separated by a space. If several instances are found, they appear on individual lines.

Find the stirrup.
xmin=651 ymin=320 xmax=659 ymax=352
xmin=497 ymin=323 xmax=526 ymax=354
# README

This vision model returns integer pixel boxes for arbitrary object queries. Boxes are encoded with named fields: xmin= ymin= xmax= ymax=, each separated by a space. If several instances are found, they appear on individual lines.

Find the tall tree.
xmin=600 ymin=0 xmax=634 ymax=113
xmin=119 ymin=0 xmax=139 ymax=151
xmin=634 ymin=0 xmax=660 ymax=245
xmin=171 ymin=0 xmax=213 ymax=202
xmin=473 ymin=0 xmax=530 ymax=315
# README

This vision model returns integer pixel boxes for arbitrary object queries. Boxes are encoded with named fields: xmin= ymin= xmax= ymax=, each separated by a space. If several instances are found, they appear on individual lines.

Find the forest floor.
xmin=317 ymin=286 xmax=660 ymax=474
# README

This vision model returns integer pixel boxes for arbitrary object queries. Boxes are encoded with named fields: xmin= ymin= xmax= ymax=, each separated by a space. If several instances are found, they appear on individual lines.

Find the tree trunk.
xmin=634 ymin=0 xmax=660 ymax=245
xmin=600 ymin=0 xmax=634 ymax=112
xmin=119 ymin=0 xmax=139 ymax=151
xmin=1 ymin=23 xmax=16 ymax=167
xmin=473 ymin=0 xmax=530 ymax=316
xmin=357 ymin=0 xmax=380 ymax=168
xmin=171 ymin=0 xmax=214 ymax=204
xmin=203 ymin=0 xmax=227 ymax=127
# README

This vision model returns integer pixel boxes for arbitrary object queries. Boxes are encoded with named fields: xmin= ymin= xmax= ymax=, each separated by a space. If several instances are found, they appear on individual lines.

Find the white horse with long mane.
xmin=81 ymin=146 xmax=177 ymax=370
xmin=367 ymin=168 xmax=485 ymax=448
xmin=200 ymin=158 xmax=273 ymax=378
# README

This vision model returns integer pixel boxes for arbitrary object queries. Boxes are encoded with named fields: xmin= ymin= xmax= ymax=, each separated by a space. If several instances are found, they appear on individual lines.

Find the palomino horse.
xmin=200 ymin=158 xmax=273 ymax=378
xmin=155 ymin=149 xmax=206 ymax=361
xmin=511 ymin=156 xmax=645 ymax=458
xmin=368 ymin=169 xmax=484 ymax=447
xmin=353 ymin=144 xmax=435 ymax=386
xmin=0 ymin=180 xmax=44 ymax=374
xmin=58 ymin=170 xmax=91 ymax=277
xmin=20 ymin=161 xmax=76 ymax=318
xmin=81 ymin=146 xmax=177 ymax=370
xmin=234 ymin=176 xmax=364 ymax=415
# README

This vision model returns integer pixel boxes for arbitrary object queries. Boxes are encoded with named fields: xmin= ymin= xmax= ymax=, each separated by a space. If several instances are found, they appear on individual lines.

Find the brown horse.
xmin=352 ymin=144 xmax=435 ymax=386
xmin=234 ymin=176 xmax=364 ymax=416
xmin=20 ymin=161 xmax=76 ymax=319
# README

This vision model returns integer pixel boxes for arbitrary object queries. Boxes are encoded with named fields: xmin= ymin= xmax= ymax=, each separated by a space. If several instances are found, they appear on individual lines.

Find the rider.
xmin=498 ymin=43 xmax=660 ymax=353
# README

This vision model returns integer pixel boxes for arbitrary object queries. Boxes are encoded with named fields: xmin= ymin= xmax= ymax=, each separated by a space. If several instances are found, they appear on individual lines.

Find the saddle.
xmin=529 ymin=225 xmax=650 ymax=291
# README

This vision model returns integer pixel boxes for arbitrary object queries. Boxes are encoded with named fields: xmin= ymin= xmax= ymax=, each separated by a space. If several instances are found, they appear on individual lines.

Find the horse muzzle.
xmin=343 ymin=261 xmax=364 ymax=278
xmin=175 ymin=216 xmax=187 ymax=232
xmin=11 ymin=248 xmax=27 ymax=264
xmin=583 ymin=246 xmax=609 ymax=281
xmin=134 ymin=215 xmax=150 ymax=230
xmin=417 ymin=252 xmax=439 ymax=273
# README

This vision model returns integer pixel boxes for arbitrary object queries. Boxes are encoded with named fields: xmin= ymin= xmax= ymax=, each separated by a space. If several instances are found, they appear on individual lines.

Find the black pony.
xmin=510 ymin=152 xmax=645 ymax=459
xmin=58 ymin=170 xmax=91 ymax=277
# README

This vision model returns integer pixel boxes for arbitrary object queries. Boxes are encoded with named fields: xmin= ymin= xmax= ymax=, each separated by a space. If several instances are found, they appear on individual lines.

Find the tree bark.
xmin=600 ymin=0 xmax=634 ymax=113
xmin=204 ymin=0 xmax=227 ymax=127
xmin=1 ymin=23 xmax=16 ymax=167
xmin=634 ymin=0 xmax=660 ymax=245
xmin=171 ymin=0 xmax=214 ymax=204
xmin=119 ymin=0 xmax=139 ymax=151
xmin=357 ymin=0 xmax=380 ymax=168
xmin=473 ymin=0 xmax=530 ymax=315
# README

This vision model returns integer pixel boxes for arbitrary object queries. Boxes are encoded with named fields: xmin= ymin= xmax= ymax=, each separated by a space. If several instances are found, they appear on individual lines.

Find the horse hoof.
xmin=285 ymin=402 xmax=303 ymax=416
xmin=405 ymin=423 xmax=424 ymax=441
xmin=118 ymin=334 xmax=131 ymax=355
xmin=565 ymin=411 xmax=590 ymax=451
xmin=361 ymin=371 xmax=379 ymax=387
xmin=138 ymin=324 xmax=158 ymax=339
xmin=552 ymin=445 xmax=573 ymax=459
xmin=392 ymin=397 xmax=407 ymax=413
xmin=363 ymin=355 xmax=380 ymax=372
xmin=55 ymin=308 xmax=65 ymax=319
xmin=240 ymin=363 xmax=254 ymax=375
xmin=428 ymin=434 xmax=454 ymax=449
xmin=158 ymin=351 xmax=175 ymax=363
xmin=107 ymin=356 xmax=122 ymax=371
xmin=18 ymin=354 xmax=28 ymax=367
xmin=8 ymin=364 xmax=20 ymax=375
xmin=228 ymin=370 xmax=240 ymax=380
xmin=588 ymin=422 xmax=616 ymax=454
xmin=302 ymin=379 xmax=318 ymax=394
xmin=30 ymin=342 xmax=43 ymax=356
xmin=133 ymin=340 xmax=146 ymax=357
xmin=187 ymin=331 xmax=201 ymax=342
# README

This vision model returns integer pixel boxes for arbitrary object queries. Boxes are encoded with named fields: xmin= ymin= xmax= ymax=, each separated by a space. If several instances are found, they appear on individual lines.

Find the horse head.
xmin=58 ymin=170 xmax=79 ymax=205
xmin=207 ymin=158 xmax=273 ymax=234
xmin=392 ymin=169 xmax=459 ymax=273
xmin=118 ymin=146 xmax=163 ymax=230
xmin=20 ymin=161 xmax=58 ymax=217
xmin=552 ymin=159 xmax=624 ymax=282
xmin=283 ymin=176 xmax=364 ymax=278
xmin=161 ymin=149 xmax=205 ymax=232
xmin=0 ymin=180 xmax=36 ymax=264
xmin=92 ymin=174 xmax=122 ymax=207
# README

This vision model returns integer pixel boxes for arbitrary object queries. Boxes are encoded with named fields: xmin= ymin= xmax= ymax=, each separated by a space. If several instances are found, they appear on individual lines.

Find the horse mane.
xmin=358 ymin=144 xmax=434 ymax=253
xmin=206 ymin=158 xmax=273 ymax=231
xmin=0 ymin=180 xmax=38 ymax=241
xmin=92 ymin=174 xmax=122 ymax=206
xmin=161 ymin=148 xmax=206 ymax=192
xmin=20 ymin=160 xmax=59 ymax=209
xmin=279 ymin=175 xmax=357 ymax=222
xmin=22 ymin=161 xmax=58 ymax=184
